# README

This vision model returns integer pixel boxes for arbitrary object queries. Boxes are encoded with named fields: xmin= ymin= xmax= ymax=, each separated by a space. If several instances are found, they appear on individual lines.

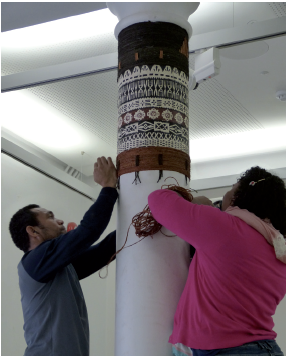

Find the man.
xmin=9 ymin=157 xmax=118 ymax=356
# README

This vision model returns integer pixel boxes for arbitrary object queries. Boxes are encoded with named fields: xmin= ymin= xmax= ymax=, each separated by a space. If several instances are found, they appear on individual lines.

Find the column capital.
xmin=107 ymin=2 xmax=200 ymax=39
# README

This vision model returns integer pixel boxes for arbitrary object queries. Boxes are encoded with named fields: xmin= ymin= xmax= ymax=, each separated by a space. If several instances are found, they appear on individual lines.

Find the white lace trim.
xmin=118 ymin=65 xmax=189 ymax=88
xmin=118 ymin=97 xmax=189 ymax=117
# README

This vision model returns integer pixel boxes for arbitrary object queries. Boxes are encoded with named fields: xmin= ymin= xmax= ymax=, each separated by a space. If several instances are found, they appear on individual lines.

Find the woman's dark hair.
xmin=233 ymin=166 xmax=286 ymax=236
xmin=9 ymin=204 xmax=40 ymax=252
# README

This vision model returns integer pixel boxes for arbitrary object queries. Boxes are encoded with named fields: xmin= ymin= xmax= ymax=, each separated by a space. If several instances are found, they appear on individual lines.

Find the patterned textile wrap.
xmin=116 ymin=21 xmax=190 ymax=178
xmin=226 ymin=206 xmax=286 ymax=264
xmin=117 ymin=65 xmax=189 ymax=155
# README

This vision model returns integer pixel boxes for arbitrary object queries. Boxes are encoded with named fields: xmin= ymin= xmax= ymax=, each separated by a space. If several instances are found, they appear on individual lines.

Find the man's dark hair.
xmin=9 ymin=205 xmax=40 ymax=252
xmin=233 ymin=166 xmax=286 ymax=236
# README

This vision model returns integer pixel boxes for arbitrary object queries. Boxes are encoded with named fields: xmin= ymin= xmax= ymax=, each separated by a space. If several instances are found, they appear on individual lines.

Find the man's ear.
xmin=26 ymin=226 xmax=42 ymax=251
xmin=26 ymin=226 xmax=38 ymax=237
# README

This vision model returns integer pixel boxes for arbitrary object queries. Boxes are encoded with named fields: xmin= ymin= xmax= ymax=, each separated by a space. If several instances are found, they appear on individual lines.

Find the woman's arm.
xmin=148 ymin=189 xmax=228 ymax=250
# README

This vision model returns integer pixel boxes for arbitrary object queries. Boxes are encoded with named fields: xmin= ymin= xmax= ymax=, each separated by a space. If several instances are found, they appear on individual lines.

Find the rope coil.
xmin=99 ymin=178 xmax=196 ymax=278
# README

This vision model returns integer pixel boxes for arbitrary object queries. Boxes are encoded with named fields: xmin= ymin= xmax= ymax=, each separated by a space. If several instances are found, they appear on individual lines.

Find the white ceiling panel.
xmin=188 ymin=2 xmax=285 ymax=35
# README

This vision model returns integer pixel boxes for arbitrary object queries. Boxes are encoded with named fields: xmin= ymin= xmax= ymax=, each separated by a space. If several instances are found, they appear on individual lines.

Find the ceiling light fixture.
xmin=2 ymin=90 xmax=82 ymax=149
xmin=189 ymin=127 xmax=286 ymax=162
xmin=1 ymin=8 xmax=118 ymax=49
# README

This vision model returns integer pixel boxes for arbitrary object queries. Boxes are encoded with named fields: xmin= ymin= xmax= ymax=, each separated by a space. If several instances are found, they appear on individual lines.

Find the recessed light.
xmin=260 ymin=71 xmax=269 ymax=75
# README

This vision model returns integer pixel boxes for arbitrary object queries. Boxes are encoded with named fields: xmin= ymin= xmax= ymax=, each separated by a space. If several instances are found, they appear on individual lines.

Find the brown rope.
xmin=116 ymin=147 xmax=190 ymax=179
xmin=99 ymin=178 xmax=195 ymax=279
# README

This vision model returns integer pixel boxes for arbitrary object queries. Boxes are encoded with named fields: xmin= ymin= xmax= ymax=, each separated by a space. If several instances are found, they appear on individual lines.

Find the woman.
xmin=148 ymin=166 xmax=286 ymax=356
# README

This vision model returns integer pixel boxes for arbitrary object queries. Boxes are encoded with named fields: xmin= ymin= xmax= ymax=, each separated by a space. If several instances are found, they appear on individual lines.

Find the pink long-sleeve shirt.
xmin=148 ymin=189 xmax=286 ymax=350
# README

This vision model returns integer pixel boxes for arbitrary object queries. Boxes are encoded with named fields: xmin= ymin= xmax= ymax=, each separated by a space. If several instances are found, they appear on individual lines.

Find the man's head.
xmin=9 ymin=205 xmax=66 ymax=252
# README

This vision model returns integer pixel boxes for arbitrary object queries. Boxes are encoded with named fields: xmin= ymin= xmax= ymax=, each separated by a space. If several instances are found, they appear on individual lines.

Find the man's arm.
xmin=71 ymin=231 xmax=116 ymax=280
xmin=22 ymin=188 xmax=118 ymax=282
xmin=21 ymin=157 xmax=118 ymax=283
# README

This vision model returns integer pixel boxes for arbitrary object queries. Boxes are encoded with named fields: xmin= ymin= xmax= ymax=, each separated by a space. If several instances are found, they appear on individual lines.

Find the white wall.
xmin=1 ymin=153 xmax=286 ymax=355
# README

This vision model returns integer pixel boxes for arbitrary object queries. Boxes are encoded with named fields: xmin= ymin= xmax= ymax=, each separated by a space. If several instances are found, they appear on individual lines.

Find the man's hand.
xmin=93 ymin=157 xmax=117 ymax=188
xmin=192 ymin=196 xmax=214 ymax=206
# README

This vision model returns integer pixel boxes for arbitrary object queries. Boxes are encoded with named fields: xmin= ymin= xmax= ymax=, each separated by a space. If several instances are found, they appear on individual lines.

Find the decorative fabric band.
xmin=118 ymin=109 xmax=189 ymax=128
xmin=118 ymin=120 xmax=189 ymax=140
xmin=118 ymin=96 xmax=189 ymax=117
xmin=117 ymin=119 xmax=189 ymax=155
xmin=118 ymin=70 xmax=189 ymax=108
xmin=116 ymin=146 xmax=190 ymax=178
xmin=118 ymin=21 xmax=189 ymax=79
xmin=117 ymin=21 xmax=190 ymax=162
xmin=117 ymin=65 xmax=189 ymax=155
xmin=118 ymin=133 xmax=189 ymax=155
xmin=118 ymin=65 xmax=189 ymax=89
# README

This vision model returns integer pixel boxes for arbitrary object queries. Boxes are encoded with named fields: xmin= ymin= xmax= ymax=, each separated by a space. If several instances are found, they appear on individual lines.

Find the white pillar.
xmin=116 ymin=171 xmax=191 ymax=356
xmin=107 ymin=3 xmax=199 ymax=355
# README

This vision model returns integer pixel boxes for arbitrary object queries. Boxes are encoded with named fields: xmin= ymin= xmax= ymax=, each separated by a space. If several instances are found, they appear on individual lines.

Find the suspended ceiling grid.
xmin=1 ymin=2 xmax=286 ymax=180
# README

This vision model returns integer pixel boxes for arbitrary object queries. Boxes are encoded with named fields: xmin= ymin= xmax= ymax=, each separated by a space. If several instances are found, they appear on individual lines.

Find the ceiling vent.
xmin=65 ymin=165 xmax=82 ymax=179
xmin=268 ymin=2 xmax=286 ymax=17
